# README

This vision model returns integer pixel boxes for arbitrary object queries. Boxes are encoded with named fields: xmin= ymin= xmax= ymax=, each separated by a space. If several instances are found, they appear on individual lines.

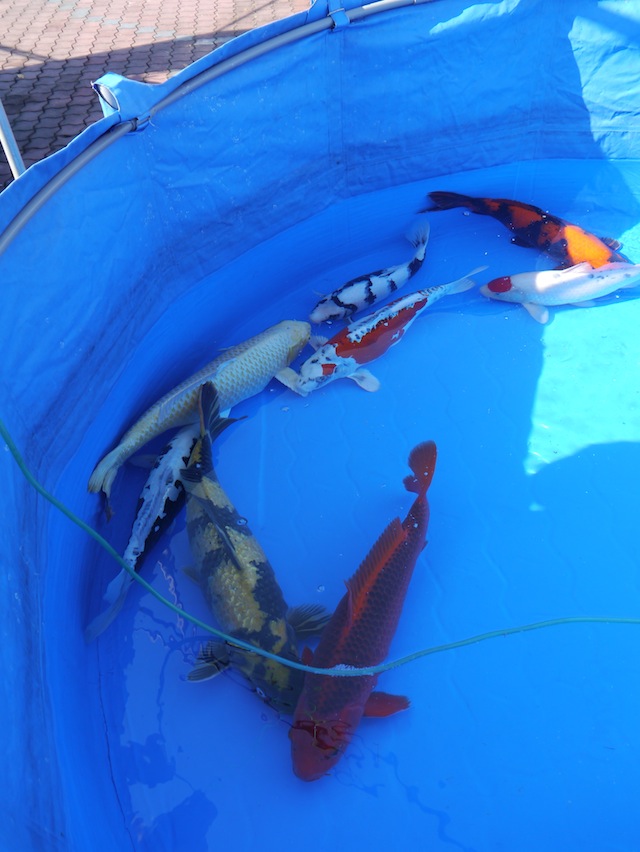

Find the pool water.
xmin=58 ymin=158 xmax=640 ymax=849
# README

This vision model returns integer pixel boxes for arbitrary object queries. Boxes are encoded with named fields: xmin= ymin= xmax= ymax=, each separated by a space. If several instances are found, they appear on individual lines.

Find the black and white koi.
xmin=84 ymin=424 xmax=199 ymax=642
xmin=281 ymin=268 xmax=483 ymax=396
xmin=309 ymin=220 xmax=431 ymax=323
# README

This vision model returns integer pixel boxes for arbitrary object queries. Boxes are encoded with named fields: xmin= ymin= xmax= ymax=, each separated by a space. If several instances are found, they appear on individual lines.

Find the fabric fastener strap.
xmin=328 ymin=0 xmax=350 ymax=28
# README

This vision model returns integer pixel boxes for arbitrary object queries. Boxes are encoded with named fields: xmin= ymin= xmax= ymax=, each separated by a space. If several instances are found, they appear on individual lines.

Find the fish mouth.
xmin=289 ymin=720 xmax=342 ymax=781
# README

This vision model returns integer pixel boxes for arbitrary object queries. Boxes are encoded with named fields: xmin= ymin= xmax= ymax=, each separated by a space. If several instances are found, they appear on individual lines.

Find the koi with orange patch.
xmin=425 ymin=190 xmax=626 ymax=269
xmin=280 ymin=271 xmax=481 ymax=395
xmin=289 ymin=441 xmax=437 ymax=781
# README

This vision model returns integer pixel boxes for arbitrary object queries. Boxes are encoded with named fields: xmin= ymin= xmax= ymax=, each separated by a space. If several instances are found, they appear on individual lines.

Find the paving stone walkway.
xmin=0 ymin=0 xmax=308 ymax=190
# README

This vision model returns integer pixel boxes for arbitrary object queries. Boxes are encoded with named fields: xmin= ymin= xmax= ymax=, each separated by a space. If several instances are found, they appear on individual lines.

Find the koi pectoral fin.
xmin=288 ymin=603 xmax=331 ymax=638
xmin=510 ymin=235 xmax=533 ymax=248
xmin=349 ymin=369 xmax=380 ymax=392
xmin=187 ymin=642 xmax=231 ymax=682
xmin=522 ymin=302 xmax=550 ymax=324
xmin=363 ymin=691 xmax=410 ymax=717
xmin=275 ymin=367 xmax=308 ymax=396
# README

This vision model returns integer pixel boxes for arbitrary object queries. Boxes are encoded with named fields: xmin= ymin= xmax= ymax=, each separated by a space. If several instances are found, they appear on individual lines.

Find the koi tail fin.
xmin=422 ymin=191 xmax=477 ymax=213
xmin=406 ymin=218 xmax=431 ymax=250
xmin=88 ymin=447 xmax=122 ymax=502
xmin=403 ymin=441 xmax=437 ymax=497
xmin=84 ymin=568 xmax=134 ymax=642
xmin=447 ymin=265 xmax=489 ymax=296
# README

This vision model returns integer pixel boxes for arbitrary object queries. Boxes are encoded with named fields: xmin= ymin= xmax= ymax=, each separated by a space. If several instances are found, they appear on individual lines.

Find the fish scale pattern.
xmin=301 ymin=496 xmax=428 ymax=719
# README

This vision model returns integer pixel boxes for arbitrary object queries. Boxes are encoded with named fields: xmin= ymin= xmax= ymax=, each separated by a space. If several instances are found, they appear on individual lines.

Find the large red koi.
xmin=289 ymin=441 xmax=437 ymax=781
xmin=425 ymin=190 xmax=626 ymax=269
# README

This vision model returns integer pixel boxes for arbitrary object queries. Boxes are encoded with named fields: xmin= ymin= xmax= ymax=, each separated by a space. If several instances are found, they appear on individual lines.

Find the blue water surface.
xmin=53 ymin=158 xmax=640 ymax=850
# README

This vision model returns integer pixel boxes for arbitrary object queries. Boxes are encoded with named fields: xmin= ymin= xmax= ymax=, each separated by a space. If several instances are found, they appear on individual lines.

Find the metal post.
xmin=0 ymin=96 xmax=26 ymax=180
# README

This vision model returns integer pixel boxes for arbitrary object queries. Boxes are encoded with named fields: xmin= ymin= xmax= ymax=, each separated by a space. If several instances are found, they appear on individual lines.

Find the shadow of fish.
xmin=182 ymin=381 xmax=328 ymax=713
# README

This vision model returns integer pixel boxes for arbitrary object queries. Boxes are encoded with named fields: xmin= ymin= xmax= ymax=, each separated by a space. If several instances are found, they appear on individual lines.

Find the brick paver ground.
xmin=0 ymin=0 xmax=309 ymax=191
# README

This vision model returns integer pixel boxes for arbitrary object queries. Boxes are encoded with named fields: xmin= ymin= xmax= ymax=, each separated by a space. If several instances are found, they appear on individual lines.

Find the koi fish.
xmin=289 ymin=441 xmax=437 ymax=781
xmin=88 ymin=320 xmax=311 ymax=504
xmin=182 ymin=382 xmax=328 ymax=713
xmin=84 ymin=424 xmax=199 ymax=642
xmin=479 ymin=260 xmax=640 ymax=323
xmin=425 ymin=191 xmax=626 ymax=269
xmin=309 ymin=220 xmax=430 ymax=323
xmin=280 ymin=270 xmax=480 ymax=395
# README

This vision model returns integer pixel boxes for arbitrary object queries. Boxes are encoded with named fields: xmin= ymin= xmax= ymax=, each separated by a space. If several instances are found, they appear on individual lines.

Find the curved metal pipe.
xmin=0 ymin=0 xmax=435 ymax=257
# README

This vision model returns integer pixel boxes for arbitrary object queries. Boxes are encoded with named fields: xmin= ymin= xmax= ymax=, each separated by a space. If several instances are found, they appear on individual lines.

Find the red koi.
xmin=425 ymin=190 xmax=626 ymax=269
xmin=289 ymin=441 xmax=437 ymax=781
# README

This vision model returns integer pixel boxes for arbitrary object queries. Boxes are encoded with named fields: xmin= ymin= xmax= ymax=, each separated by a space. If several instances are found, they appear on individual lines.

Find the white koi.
xmin=88 ymin=320 xmax=310 ymax=502
xmin=309 ymin=220 xmax=430 ymax=323
xmin=479 ymin=261 xmax=640 ymax=323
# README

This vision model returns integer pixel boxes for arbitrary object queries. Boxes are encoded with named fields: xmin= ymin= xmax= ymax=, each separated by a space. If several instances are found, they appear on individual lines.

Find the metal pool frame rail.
xmin=0 ymin=0 xmax=432 ymax=260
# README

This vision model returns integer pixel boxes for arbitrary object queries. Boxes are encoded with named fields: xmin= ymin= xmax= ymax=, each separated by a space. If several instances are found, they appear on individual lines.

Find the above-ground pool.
xmin=1 ymin=2 xmax=639 ymax=850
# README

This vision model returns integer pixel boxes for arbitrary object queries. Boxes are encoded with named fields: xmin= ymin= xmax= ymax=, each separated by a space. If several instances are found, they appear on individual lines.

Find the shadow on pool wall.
xmin=1 ymin=0 xmax=640 ymax=849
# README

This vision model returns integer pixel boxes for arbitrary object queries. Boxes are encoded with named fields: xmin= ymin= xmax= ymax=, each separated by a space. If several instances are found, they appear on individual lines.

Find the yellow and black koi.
xmin=182 ymin=381 xmax=327 ymax=713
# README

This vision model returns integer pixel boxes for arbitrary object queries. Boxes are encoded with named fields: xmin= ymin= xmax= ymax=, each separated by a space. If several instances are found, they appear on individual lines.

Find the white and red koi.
xmin=309 ymin=220 xmax=430 ymax=323
xmin=479 ymin=260 xmax=640 ymax=323
xmin=281 ymin=269 xmax=482 ymax=395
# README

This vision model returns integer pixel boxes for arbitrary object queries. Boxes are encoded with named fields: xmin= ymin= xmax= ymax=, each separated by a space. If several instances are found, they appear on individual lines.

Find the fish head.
xmin=296 ymin=346 xmax=355 ymax=394
xmin=278 ymin=320 xmax=312 ymax=364
xmin=309 ymin=299 xmax=341 ymax=324
xmin=289 ymin=716 xmax=348 ymax=781
xmin=479 ymin=275 xmax=525 ymax=303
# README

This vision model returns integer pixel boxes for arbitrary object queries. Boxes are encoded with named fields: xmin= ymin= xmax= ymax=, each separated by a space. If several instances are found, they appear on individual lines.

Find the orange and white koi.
xmin=309 ymin=221 xmax=430 ymax=323
xmin=281 ymin=270 xmax=481 ymax=395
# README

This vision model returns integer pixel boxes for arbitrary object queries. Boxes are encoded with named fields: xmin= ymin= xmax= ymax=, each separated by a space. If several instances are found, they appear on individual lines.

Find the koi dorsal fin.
xmin=403 ymin=441 xmax=437 ymax=496
xmin=601 ymin=236 xmax=622 ymax=251
xmin=424 ymin=190 xmax=476 ymax=212
xmin=345 ymin=517 xmax=406 ymax=625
